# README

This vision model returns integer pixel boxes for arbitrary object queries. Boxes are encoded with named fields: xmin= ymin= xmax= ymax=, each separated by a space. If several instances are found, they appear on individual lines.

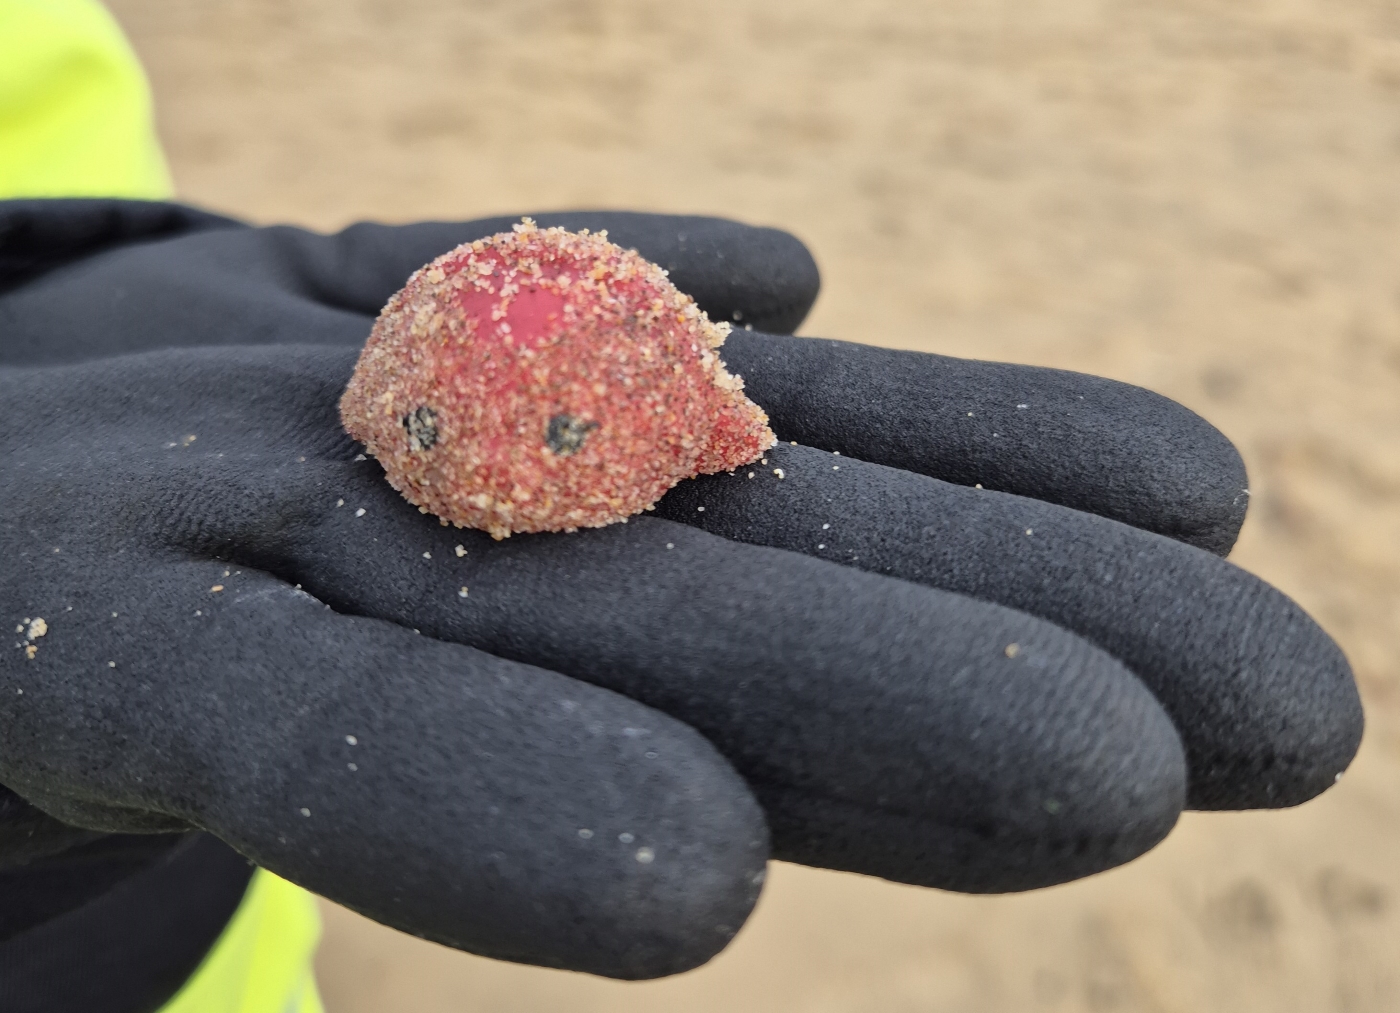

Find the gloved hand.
xmin=0 ymin=200 xmax=1362 ymax=977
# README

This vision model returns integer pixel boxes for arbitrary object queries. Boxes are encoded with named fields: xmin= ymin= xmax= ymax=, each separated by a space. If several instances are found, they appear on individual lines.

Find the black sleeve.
xmin=0 ymin=834 xmax=254 ymax=1013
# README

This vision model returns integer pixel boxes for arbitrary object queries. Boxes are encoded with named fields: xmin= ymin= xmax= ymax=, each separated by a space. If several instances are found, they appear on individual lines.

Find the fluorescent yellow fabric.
xmin=157 ymin=870 xmax=325 ymax=1013
xmin=0 ymin=0 xmax=172 ymax=198
xmin=3 ymin=7 xmax=326 ymax=1010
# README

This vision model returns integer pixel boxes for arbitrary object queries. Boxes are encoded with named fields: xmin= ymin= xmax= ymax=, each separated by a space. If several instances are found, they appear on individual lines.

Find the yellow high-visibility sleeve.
xmin=158 ymin=869 xmax=325 ymax=1013
xmin=0 ymin=0 xmax=172 ymax=198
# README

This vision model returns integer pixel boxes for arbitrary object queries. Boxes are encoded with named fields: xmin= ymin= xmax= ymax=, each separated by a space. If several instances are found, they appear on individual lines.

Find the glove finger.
xmin=721 ymin=330 xmax=1249 ymax=555
xmin=654 ymin=443 xmax=1362 ymax=810
xmin=0 ymin=563 xmax=768 ymax=980
xmin=204 ymin=489 xmax=1186 ymax=894
xmin=0 ymin=201 xmax=819 ymax=370
xmin=300 ymin=211 xmax=821 ymax=334
xmin=121 ymin=344 xmax=1190 ymax=893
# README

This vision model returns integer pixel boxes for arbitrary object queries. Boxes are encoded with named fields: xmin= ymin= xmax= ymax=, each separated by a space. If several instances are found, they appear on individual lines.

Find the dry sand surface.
xmin=106 ymin=1 xmax=1400 ymax=1009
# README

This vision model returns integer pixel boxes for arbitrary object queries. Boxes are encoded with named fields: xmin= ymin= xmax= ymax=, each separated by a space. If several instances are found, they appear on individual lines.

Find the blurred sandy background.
xmin=104 ymin=1 xmax=1400 ymax=1009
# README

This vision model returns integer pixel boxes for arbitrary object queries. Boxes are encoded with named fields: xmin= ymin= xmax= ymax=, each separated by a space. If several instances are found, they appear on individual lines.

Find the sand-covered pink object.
xmin=340 ymin=220 xmax=776 ymax=538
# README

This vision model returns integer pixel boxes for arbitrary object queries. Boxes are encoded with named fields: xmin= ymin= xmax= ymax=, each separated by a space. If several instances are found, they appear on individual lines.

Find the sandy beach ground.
xmin=105 ymin=2 xmax=1400 ymax=1009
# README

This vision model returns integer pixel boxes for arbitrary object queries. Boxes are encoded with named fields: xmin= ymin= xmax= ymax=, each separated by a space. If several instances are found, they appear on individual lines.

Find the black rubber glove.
xmin=0 ymin=200 xmax=1362 ymax=977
